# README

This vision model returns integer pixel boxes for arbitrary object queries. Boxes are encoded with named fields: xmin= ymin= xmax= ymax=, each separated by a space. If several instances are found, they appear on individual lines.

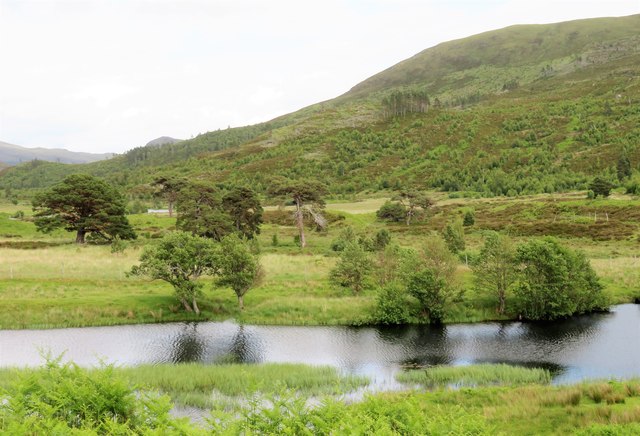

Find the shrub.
xmin=330 ymin=242 xmax=374 ymax=293
xmin=463 ymin=209 xmax=475 ymax=226
xmin=373 ymin=284 xmax=415 ymax=324
xmin=588 ymin=177 xmax=614 ymax=198
xmin=407 ymin=268 xmax=452 ymax=323
xmin=443 ymin=220 xmax=465 ymax=254
xmin=376 ymin=201 xmax=406 ymax=222
xmin=514 ymin=238 xmax=607 ymax=320
xmin=0 ymin=357 xmax=187 ymax=434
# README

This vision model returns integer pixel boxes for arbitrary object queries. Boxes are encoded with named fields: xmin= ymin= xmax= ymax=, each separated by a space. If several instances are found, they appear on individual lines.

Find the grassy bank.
xmin=2 ymin=361 xmax=639 ymax=434
xmin=1 ymin=193 xmax=638 ymax=329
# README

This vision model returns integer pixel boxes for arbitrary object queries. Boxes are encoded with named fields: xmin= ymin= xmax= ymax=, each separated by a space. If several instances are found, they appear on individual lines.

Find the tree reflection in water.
xmin=169 ymin=323 xmax=204 ymax=363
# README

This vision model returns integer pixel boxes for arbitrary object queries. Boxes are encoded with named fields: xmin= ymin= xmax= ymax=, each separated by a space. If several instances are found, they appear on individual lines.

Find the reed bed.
xmin=396 ymin=363 xmax=552 ymax=387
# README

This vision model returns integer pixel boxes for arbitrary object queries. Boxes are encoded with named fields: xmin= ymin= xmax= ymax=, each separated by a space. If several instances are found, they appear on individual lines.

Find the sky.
xmin=1 ymin=0 xmax=638 ymax=154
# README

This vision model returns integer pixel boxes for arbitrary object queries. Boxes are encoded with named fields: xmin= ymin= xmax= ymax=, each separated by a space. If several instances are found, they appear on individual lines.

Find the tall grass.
xmin=396 ymin=363 xmax=552 ymax=387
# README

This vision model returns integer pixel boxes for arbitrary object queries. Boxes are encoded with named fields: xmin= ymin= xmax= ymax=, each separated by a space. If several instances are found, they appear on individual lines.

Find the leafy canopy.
xmin=130 ymin=231 xmax=219 ymax=314
xmin=32 ymin=173 xmax=135 ymax=243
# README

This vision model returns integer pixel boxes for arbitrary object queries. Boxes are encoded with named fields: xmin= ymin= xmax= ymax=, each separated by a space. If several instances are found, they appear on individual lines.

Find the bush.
xmin=443 ymin=220 xmax=465 ymax=254
xmin=588 ymin=177 xmax=614 ymax=198
xmin=330 ymin=242 xmax=374 ymax=293
xmin=373 ymin=229 xmax=391 ymax=250
xmin=373 ymin=284 xmax=414 ymax=324
xmin=463 ymin=209 xmax=475 ymax=226
xmin=0 ymin=357 xmax=187 ymax=434
xmin=376 ymin=201 xmax=406 ymax=222
xmin=514 ymin=238 xmax=607 ymax=320
xmin=407 ymin=268 xmax=452 ymax=324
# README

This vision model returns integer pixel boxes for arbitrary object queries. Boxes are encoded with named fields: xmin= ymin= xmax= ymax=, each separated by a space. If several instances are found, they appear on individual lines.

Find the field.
xmin=0 ymin=192 xmax=638 ymax=329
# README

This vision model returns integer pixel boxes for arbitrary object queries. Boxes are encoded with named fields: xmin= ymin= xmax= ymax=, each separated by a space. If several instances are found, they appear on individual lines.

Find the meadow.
xmin=0 ymin=191 xmax=638 ymax=329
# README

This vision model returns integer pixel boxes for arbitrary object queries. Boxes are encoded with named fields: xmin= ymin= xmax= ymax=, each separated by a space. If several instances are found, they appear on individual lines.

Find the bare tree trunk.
xmin=498 ymin=291 xmax=506 ymax=315
xmin=168 ymin=200 xmax=174 ymax=218
xmin=295 ymin=199 xmax=306 ymax=248
xmin=192 ymin=297 xmax=200 ymax=315
xmin=75 ymin=229 xmax=86 ymax=244
xmin=180 ymin=297 xmax=193 ymax=312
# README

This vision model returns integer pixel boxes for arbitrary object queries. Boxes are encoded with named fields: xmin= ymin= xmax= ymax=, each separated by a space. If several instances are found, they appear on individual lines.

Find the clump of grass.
xmin=396 ymin=363 xmax=551 ymax=387
xmin=116 ymin=363 xmax=368 ymax=407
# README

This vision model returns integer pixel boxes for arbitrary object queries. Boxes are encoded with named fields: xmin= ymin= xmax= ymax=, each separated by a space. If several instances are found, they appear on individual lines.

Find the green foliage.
xmin=213 ymin=389 xmax=493 ymax=435
xmin=472 ymin=232 xmax=517 ymax=314
xmin=463 ymin=209 xmax=475 ymax=226
xmin=129 ymin=231 xmax=219 ymax=314
xmin=330 ymin=241 xmax=374 ymax=293
xmin=32 ymin=174 xmax=136 ymax=244
xmin=589 ymin=177 xmax=614 ymax=198
xmin=443 ymin=219 xmax=466 ymax=254
xmin=373 ymin=228 xmax=391 ymax=250
xmin=373 ymin=283 xmax=415 ymax=324
xmin=216 ymin=234 xmax=262 ymax=309
xmin=175 ymin=182 xmax=233 ymax=240
xmin=396 ymin=364 xmax=551 ymax=387
xmin=269 ymin=178 xmax=327 ymax=248
xmin=109 ymin=235 xmax=127 ymax=255
xmin=376 ymin=200 xmax=406 ymax=223
xmin=394 ymin=190 xmax=433 ymax=225
xmin=0 ymin=357 xmax=187 ymax=434
xmin=514 ymin=238 xmax=607 ymax=320
xmin=222 ymin=185 xmax=264 ymax=239
xmin=617 ymin=154 xmax=632 ymax=181
xmin=407 ymin=268 xmax=452 ymax=323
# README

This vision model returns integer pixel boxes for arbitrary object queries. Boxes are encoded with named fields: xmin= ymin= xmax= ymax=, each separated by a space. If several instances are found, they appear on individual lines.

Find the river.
xmin=1 ymin=304 xmax=638 ymax=388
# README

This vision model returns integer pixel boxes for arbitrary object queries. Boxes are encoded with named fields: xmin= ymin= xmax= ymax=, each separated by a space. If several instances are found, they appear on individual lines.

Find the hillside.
xmin=1 ymin=14 xmax=639 ymax=196
xmin=0 ymin=141 xmax=114 ymax=166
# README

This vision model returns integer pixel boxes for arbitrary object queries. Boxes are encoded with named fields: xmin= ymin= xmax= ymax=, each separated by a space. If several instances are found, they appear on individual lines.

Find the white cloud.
xmin=0 ymin=0 xmax=638 ymax=153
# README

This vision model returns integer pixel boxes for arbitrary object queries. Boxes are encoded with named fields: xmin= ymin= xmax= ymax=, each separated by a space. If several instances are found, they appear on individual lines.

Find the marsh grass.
xmin=117 ymin=363 xmax=368 ymax=408
xmin=396 ymin=363 xmax=552 ymax=387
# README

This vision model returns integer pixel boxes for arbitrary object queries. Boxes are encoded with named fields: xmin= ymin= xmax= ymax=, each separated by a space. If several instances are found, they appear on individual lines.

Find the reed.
xmin=396 ymin=363 xmax=552 ymax=387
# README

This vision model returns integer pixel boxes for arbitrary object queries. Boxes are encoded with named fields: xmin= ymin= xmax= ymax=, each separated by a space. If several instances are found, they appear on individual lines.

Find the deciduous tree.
xmin=216 ymin=234 xmax=263 ymax=309
xmin=129 ymin=231 xmax=219 ymax=314
xmin=471 ymin=232 xmax=516 ymax=314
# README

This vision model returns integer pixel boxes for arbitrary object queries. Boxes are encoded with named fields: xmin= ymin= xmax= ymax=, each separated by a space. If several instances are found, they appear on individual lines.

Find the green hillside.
xmin=1 ymin=14 xmax=639 ymax=196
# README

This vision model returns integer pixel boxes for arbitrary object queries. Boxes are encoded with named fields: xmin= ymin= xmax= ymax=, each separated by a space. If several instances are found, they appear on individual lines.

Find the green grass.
xmin=117 ymin=363 xmax=368 ymax=408
xmin=2 ymin=360 xmax=640 ymax=434
xmin=396 ymin=364 xmax=552 ymax=387
xmin=0 ymin=193 xmax=638 ymax=329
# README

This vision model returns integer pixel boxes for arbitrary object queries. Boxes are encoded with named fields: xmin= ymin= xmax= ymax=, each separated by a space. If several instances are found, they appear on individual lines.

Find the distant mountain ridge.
xmin=0 ymin=141 xmax=114 ymax=166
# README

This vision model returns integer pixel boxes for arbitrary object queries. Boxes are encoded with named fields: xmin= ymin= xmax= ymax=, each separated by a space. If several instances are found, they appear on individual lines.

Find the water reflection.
xmin=0 ymin=304 xmax=638 ymax=387
xmin=170 ymin=323 xmax=204 ymax=363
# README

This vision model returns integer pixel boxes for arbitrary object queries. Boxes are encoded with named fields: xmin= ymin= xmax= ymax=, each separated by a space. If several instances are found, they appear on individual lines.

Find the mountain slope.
xmin=344 ymin=14 xmax=640 ymax=102
xmin=1 ymin=14 xmax=639 ymax=195
xmin=0 ymin=141 xmax=114 ymax=165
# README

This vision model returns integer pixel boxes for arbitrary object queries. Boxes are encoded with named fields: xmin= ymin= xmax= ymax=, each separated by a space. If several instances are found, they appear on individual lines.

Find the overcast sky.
xmin=1 ymin=0 xmax=638 ymax=154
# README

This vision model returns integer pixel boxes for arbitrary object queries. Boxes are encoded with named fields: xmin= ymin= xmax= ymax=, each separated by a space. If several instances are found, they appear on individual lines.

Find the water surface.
xmin=1 ymin=304 xmax=638 ymax=387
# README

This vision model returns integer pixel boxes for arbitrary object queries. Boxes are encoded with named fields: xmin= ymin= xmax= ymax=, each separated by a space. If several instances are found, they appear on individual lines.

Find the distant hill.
xmin=0 ymin=141 xmax=114 ymax=166
xmin=145 ymin=136 xmax=182 ymax=147
xmin=1 ymin=14 xmax=639 ymax=195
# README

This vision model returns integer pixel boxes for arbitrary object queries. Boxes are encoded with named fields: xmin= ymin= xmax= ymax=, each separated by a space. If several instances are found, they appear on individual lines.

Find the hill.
xmin=145 ymin=136 xmax=183 ymax=147
xmin=1 ymin=14 xmax=639 ymax=196
xmin=0 ymin=141 xmax=114 ymax=166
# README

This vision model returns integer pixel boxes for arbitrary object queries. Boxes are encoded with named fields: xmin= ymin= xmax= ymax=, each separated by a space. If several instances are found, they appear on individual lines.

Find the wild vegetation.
xmin=2 ymin=359 xmax=639 ymax=434
xmin=1 ymin=14 xmax=639 ymax=434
